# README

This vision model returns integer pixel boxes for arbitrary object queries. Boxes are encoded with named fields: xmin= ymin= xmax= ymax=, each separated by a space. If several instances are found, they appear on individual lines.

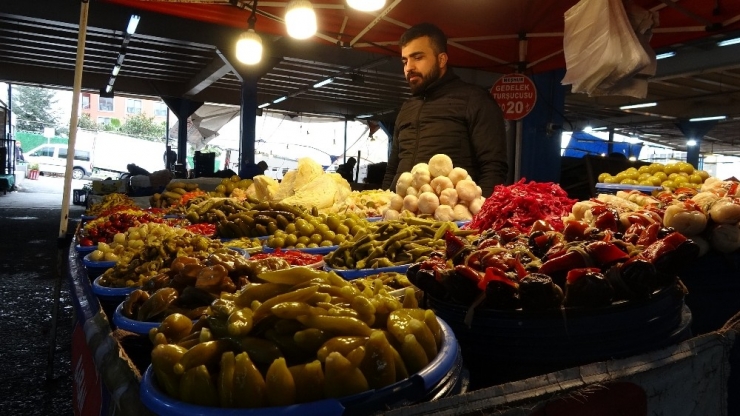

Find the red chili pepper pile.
xmin=184 ymin=223 xmax=217 ymax=237
xmin=467 ymin=179 xmax=576 ymax=233
xmin=80 ymin=211 xmax=164 ymax=245
xmin=250 ymin=249 xmax=323 ymax=267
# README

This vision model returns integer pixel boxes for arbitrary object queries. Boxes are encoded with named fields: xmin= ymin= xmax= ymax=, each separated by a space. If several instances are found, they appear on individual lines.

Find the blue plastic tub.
xmin=75 ymin=244 xmax=96 ymax=253
xmin=140 ymin=318 xmax=461 ymax=416
xmin=263 ymin=245 xmax=338 ymax=255
xmin=225 ymin=247 xmax=248 ymax=258
xmin=92 ymin=276 xmax=138 ymax=299
xmin=83 ymin=253 xmax=117 ymax=269
xmin=82 ymin=252 xmax=116 ymax=279
xmin=325 ymin=264 xmax=411 ymax=280
xmin=113 ymin=302 xmax=163 ymax=336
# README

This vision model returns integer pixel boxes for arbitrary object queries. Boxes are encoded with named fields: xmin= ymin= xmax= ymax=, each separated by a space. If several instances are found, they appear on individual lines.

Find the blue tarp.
xmin=563 ymin=132 xmax=643 ymax=158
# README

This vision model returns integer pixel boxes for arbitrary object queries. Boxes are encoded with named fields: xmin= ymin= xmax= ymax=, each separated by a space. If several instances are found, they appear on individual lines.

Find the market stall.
xmin=67 ymin=153 xmax=740 ymax=415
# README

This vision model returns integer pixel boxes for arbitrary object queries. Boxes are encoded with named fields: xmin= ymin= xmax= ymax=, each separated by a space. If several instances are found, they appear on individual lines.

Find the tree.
xmin=200 ymin=144 xmax=223 ymax=158
xmin=13 ymin=85 xmax=58 ymax=133
xmin=78 ymin=113 xmax=98 ymax=130
xmin=119 ymin=113 xmax=166 ymax=140
xmin=101 ymin=118 xmax=121 ymax=132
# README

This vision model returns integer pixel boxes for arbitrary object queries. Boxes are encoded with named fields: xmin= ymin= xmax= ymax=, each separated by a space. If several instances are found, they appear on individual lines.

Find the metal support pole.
xmin=514 ymin=120 xmax=523 ymax=181
xmin=238 ymin=76 xmax=258 ymax=177
xmin=343 ymin=119 xmax=348 ymax=163
xmin=608 ymin=127 xmax=615 ymax=155
xmin=513 ymin=36 xmax=527 ymax=182
xmin=49 ymin=0 xmax=89 ymax=380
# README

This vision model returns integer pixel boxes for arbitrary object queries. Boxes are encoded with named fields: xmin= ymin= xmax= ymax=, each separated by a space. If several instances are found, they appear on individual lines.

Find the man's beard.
xmin=407 ymin=60 xmax=441 ymax=95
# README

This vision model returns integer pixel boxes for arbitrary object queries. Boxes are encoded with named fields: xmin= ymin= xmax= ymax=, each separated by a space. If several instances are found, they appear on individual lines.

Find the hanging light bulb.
xmin=236 ymin=0 xmax=262 ymax=65
xmin=236 ymin=29 xmax=263 ymax=65
xmin=286 ymin=0 xmax=316 ymax=39
xmin=346 ymin=0 xmax=386 ymax=12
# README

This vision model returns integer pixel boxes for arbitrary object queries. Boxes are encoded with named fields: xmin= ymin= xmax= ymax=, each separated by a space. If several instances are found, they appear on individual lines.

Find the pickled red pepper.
xmin=250 ymin=249 xmax=323 ymax=267
xmin=467 ymin=179 xmax=576 ymax=233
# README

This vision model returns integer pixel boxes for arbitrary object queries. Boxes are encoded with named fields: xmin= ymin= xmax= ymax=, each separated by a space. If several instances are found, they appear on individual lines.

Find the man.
xmin=336 ymin=157 xmax=357 ymax=182
xmin=241 ymin=160 xmax=268 ymax=179
xmin=382 ymin=23 xmax=508 ymax=197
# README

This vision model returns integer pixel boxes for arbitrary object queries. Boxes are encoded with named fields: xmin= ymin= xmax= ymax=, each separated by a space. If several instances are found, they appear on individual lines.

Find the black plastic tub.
xmin=427 ymin=283 xmax=692 ymax=388
xmin=678 ymin=250 xmax=740 ymax=335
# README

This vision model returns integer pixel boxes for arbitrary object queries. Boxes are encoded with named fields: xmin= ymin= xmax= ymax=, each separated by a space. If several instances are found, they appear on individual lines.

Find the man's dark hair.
xmin=347 ymin=157 xmax=357 ymax=165
xmin=399 ymin=23 xmax=447 ymax=54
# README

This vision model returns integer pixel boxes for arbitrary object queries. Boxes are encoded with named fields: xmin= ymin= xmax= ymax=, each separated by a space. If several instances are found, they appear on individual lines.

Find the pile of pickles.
xmin=149 ymin=267 xmax=443 ymax=408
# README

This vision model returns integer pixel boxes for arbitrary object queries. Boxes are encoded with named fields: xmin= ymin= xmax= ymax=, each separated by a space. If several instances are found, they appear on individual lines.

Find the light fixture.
xmin=105 ymin=16 xmax=138 ymax=93
xmin=285 ymin=0 xmax=317 ymax=40
xmin=689 ymin=115 xmax=726 ymax=122
xmin=655 ymin=51 xmax=676 ymax=60
xmin=600 ymin=153 xmax=607 ymax=157
xmin=687 ymin=139 xmax=697 ymax=146
xmin=628 ymin=156 xmax=637 ymax=161
xmin=356 ymin=114 xmax=373 ymax=119
xmin=718 ymin=37 xmax=740 ymax=47
xmin=236 ymin=1 xmax=263 ymax=65
xmin=313 ymin=78 xmax=334 ymax=88
xmin=126 ymin=15 xmax=140 ymax=35
xmin=236 ymin=30 xmax=263 ymax=65
xmin=583 ymin=126 xmax=593 ymax=133
xmin=273 ymin=96 xmax=288 ymax=104
xmin=346 ymin=0 xmax=386 ymax=12
xmin=619 ymin=102 xmax=657 ymax=110
xmin=592 ymin=127 xmax=608 ymax=131
xmin=258 ymin=103 xmax=271 ymax=109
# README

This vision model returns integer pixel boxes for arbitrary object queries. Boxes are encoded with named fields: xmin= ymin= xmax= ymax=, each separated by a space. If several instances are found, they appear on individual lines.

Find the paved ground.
xmin=0 ymin=173 xmax=85 ymax=414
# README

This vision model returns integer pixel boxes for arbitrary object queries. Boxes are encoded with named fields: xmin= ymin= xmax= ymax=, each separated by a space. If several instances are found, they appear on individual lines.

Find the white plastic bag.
xmin=592 ymin=1 xmax=658 ymax=97
xmin=562 ymin=0 xmax=654 ymax=97
xmin=561 ymin=0 xmax=620 ymax=94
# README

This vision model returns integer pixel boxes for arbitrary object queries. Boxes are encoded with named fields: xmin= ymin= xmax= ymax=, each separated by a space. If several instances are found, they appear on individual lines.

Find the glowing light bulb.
xmin=236 ymin=29 xmax=263 ymax=65
xmin=347 ymin=0 xmax=386 ymax=12
xmin=286 ymin=0 xmax=317 ymax=39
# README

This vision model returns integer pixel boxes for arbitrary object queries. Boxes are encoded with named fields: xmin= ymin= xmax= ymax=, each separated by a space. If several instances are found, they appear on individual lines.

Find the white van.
xmin=25 ymin=144 xmax=93 ymax=179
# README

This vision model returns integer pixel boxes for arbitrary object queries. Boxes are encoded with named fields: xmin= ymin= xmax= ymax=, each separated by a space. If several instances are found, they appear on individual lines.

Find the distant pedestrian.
xmin=164 ymin=148 xmax=177 ymax=169
xmin=15 ymin=140 xmax=24 ymax=162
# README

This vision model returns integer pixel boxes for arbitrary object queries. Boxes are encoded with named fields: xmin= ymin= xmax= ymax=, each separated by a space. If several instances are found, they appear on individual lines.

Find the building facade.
xmin=80 ymin=93 xmax=168 ymax=125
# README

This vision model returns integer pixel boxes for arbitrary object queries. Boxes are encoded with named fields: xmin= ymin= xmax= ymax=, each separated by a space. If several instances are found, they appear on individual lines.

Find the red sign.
xmin=490 ymin=74 xmax=537 ymax=120
xmin=72 ymin=323 xmax=104 ymax=416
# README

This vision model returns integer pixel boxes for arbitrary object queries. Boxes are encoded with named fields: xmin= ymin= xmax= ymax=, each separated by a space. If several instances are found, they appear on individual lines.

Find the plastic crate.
xmin=595 ymin=183 xmax=662 ymax=195
xmin=72 ymin=189 xmax=88 ymax=206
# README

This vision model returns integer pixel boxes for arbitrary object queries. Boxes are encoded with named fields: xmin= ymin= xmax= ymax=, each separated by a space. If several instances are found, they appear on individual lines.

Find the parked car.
xmin=24 ymin=144 xmax=93 ymax=179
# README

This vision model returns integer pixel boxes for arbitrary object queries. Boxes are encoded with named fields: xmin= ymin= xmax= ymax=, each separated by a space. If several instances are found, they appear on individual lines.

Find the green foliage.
xmin=15 ymin=131 xmax=68 ymax=152
xmin=101 ymin=118 xmax=120 ymax=132
xmin=13 ymin=86 xmax=59 ymax=133
xmin=199 ymin=144 xmax=223 ymax=158
xmin=77 ymin=113 xmax=97 ymax=130
xmin=119 ymin=113 xmax=165 ymax=140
